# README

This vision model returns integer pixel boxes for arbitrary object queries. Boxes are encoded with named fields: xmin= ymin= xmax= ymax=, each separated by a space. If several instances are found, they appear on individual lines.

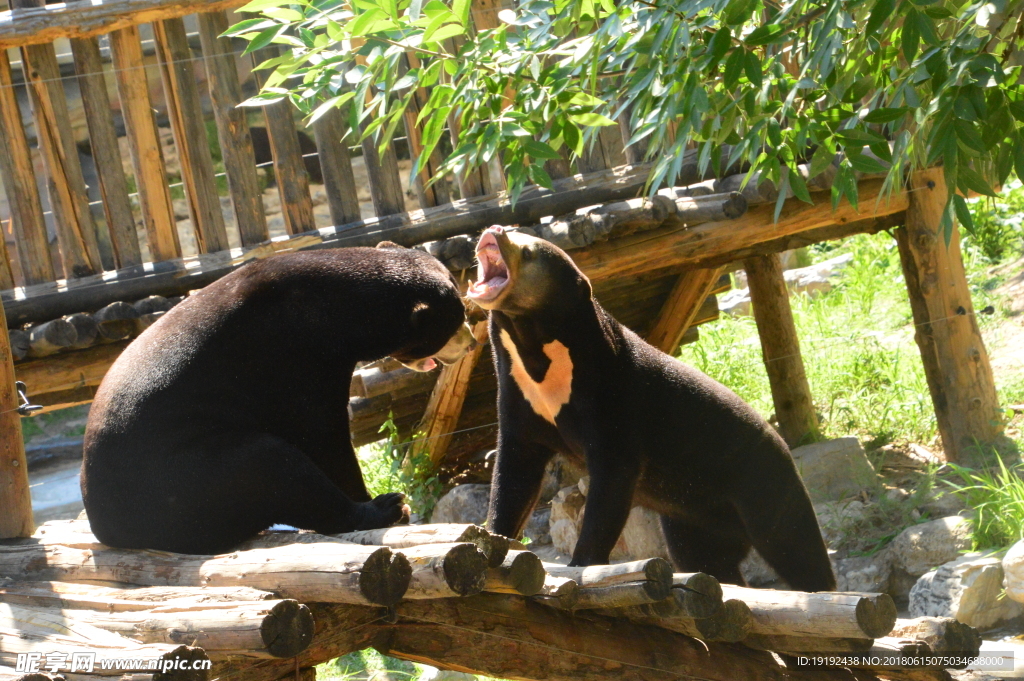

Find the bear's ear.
xmin=376 ymin=241 xmax=404 ymax=249
xmin=409 ymin=301 xmax=430 ymax=328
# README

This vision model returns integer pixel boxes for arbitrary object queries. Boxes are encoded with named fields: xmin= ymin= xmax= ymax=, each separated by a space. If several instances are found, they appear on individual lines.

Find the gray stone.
xmin=814 ymin=499 xmax=869 ymax=545
xmin=524 ymin=506 xmax=552 ymax=545
xmin=740 ymin=548 xmax=783 ymax=587
xmin=790 ymin=437 xmax=876 ymax=503
xmin=834 ymin=552 xmax=894 ymax=593
xmin=910 ymin=554 xmax=1024 ymax=630
xmin=430 ymin=484 xmax=490 ymax=525
xmin=889 ymin=516 xmax=972 ymax=578
xmin=549 ymin=484 xmax=585 ymax=556
xmin=1000 ymin=540 xmax=1024 ymax=604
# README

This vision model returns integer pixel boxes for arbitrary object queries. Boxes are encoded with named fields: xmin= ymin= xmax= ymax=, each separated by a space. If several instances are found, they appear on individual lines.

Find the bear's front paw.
xmin=355 ymin=493 xmax=410 ymax=530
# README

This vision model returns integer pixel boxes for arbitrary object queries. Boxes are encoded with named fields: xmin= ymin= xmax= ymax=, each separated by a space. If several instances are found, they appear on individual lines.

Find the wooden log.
xmin=483 ymin=550 xmax=545 ymax=596
xmin=895 ymin=169 xmax=1004 ymax=463
xmin=133 ymin=296 xmax=172 ymax=316
xmin=660 ymin=181 xmax=717 ymax=199
xmin=65 ymin=313 xmax=99 ymax=349
xmin=744 ymin=634 xmax=874 ymax=654
xmin=350 ymin=366 xmax=435 ymax=399
xmin=337 ymin=523 xmax=509 ymax=568
xmin=196 ymin=10 xmax=267 ymax=248
xmin=108 ymin=25 xmax=180 ymax=262
xmin=133 ymin=312 xmax=165 ymax=334
xmin=15 ymin=0 xmax=102 ymax=278
xmin=8 ymin=330 xmax=30 ymax=361
xmin=640 ymin=597 xmax=753 ymax=643
xmin=94 ymin=301 xmax=139 ymax=341
xmin=26 ymin=318 xmax=77 ymax=357
xmin=73 ymin=599 xmax=314 ymax=659
xmin=409 ymin=321 xmax=488 ymax=464
xmin=0 ymin=33 xmax=53 ymax=284
xmin=719 ymin=585 xmax=896 ymax=640
xmin=0 ymin=307 xmax=31 ymax=539
xmin=744 ymin=252 xmax=819 ymax=447
xmin=70 ymin=36 xmax=141 ymax=269
xmin=665 ymin=192 xmax=748 ymax=226
xmin=395 ymin=542 xmax=488 ymax=599
xmin=0 ymin=581 xmax=277 ymax=610
xmin=154 ymin=18 xmax=228 ymax=255
xmin=716 ymin=171 xmax=780 ymax=205
xmin=14 ymin=341 xmax=128 ymax=394
xmin=889 ymin=617 xmax=981 ymax=656
xmin=0 ymin=229 xmax=14 ymax=292
xmin=0 ymin=0 xmax=251 ymax=50
xmin=311 ymin=107 xmax=362 ymax=226
xmin=600 ymin=577 xmax=723 ymax=621
xmin=251 ymin=48 xmax=315 ymax=236
xmin=543 ymin=558 xmax=672 ymax=598
xmin=29 ymin=385 xmax=97 ymax=413
xmin=0 ymin=542 xmax=411 ymax=606
xmin=360 ymin=126 xmax=406 ymax=218
xmin=646 ymin=266 xmax=725 ymax=353
xmin=557 ymin=580 xmax=672 ymax=610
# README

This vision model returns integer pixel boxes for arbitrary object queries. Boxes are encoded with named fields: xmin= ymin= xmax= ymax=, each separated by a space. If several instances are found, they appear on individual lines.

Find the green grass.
xmin=946 ymin=456 xmax=1024 ymax=550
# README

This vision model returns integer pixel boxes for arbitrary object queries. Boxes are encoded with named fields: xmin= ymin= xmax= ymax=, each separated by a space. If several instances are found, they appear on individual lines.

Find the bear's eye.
xmin=521 ymin=247 xmax=533 ymax=261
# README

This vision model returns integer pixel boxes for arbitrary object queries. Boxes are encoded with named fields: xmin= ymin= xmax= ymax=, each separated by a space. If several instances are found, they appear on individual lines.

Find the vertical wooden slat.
xmin=402 ymin=54 xmax=450 ymax=209
xmin=896 ymin=169 xmax=1004 ymax=463
xmin=0 ymin=223 xmax=16 ymax=290
xmin=196 ymin=11 xmax=267 ymax=247
xmin=154 ymin=17 xmax=228 ymax=254
xmin=15 ymin=0 xmax=103 ymax=278
xmin=647 ymin=267 xmax=724 ymax=355
xmin=361 ymin=129 xmax=406 ymax=217
xmin=312 ymin=107 xmax=362 ymax=225
xmin=0 ymin=49 xmax=53 ymax=284
xmin=70 ymin=36 xmax=142 ymax=268
xmin=744 ymin=253 xmax=819 ymax=448
xmin=252 ymin=47 xmax=315 ymax=235
xmin=108 ymin=25 xmax=181 ymax=262
xmin=447 ymin=110 xmax=491 ymax=198
xmin=0 ymin=321 xmax=32 ymax=538
xmin=618 ymin=104 xmax=647 ymax=165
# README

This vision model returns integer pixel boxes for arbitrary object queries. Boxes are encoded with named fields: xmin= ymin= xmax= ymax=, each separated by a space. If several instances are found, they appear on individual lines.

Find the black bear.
xmin=469 ymin=227 xmax=835 ymax=591
xmin=82 ymin=245 xmax=473 ymax=555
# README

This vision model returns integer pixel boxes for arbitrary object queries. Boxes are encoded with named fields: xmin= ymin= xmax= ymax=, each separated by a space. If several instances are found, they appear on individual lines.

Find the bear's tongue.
xmin=468 ymin=242 xmax=508 ymax=300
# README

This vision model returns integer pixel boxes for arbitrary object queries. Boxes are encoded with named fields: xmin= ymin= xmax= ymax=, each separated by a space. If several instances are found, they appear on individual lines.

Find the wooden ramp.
xmin=0 ymin=519 xmax=981 ymax=681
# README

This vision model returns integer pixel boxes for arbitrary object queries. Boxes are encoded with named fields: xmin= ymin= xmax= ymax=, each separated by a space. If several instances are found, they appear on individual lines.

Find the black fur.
xmin=81 ymin=247 xmax=466 ymax=555
xmin=480 ymin=231 xmax=835 ymax=591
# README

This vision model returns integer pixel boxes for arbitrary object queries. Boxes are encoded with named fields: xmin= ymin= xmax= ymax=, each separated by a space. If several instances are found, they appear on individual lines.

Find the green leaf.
xmin=528 ymin=163 xmax=554 ymax=189
xmin=954 ymin=120 xmax=985 ymax=154
xmin=309 ymin=92 xmax=355 ymax=123
xmin=349 ymin=8 xmax=384 ymax=35
xmin=563 ymin=122 xmax=584 ymax=156
xmin=939 ymin=199 xmax=955 ymax=245
xmin=744 ymin=51 xmax=762 ymax=88
xmin=452 ymin=0 xmax=470 ymax=27
xmin=425 ymin=21 xmax=464 ymax=44
xmin=846 ymin=150 xmax=889 ymax=174
xmin=522 ymin=139 xmax=562 ymax=160
xmin=863 ymin=107 xmax=909 ymax=123
xmin=835 ymin=128 xmax=885 ymax=145
xmin=724 ymin=48 xmax=745 ymax=89
xmin=241 ymin=26 xmax=282 ymax=54
xmin=723 ymin=0 xmax=754 ymax=25
xmin=745 ymin=24 xmax=787 ymax=47
xmin=788 ymin=166 xmax=812 ymax=204
xmin=865 ymin=0 xmax=895 ymax=35
xmin=809 ymin=145 xmax=835 ymax=179
xmin=952 ymin=194 xmax=974 ymax=235
xmin=223 ymin=17 xmax=275 ymax=36
xmin=238 ymin=0 xmax=293 ymax=12
xmin=767 ymin=118 xmax=782 ymax=146
xmin=569 ymin=112 xmax=616 ymax=127
xmin=262 ymin=7 xmax=304 ymax=22
xmin=957 ymin=163 xmax=997 ymax=197
xmin=902 ymin=10 xmax=921 ymax=64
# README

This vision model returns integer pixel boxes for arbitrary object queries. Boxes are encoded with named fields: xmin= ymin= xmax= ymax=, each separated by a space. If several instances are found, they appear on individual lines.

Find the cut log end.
xmin=722 ymin=191 xmax=747 ymax=219
xmin=158 ymin=645 xmax=211 ymax=681
xmin=696 ymin=598 xmax=753 ymax=643
xmin=441 ymin=542 xmax=489 ymax=597
xmin=359 ymin=547 xmax=412 ymax=606
xmin=856 ymin=593 xmax=898 ymax=639
xmin=487 ymin=550 xmax=545 ymax=596
xmin=459 ymin=525 xmax=509 ymax=568
xmin=260 ymin=600 xmax=316 ymax=658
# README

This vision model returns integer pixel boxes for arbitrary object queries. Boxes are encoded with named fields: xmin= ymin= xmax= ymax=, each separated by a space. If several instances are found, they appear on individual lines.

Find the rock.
xmin=1001 ymin=540 xmax=1024 ymax=604
xmin=740 ymin=548 xmax=783 ymax=587
xmin=889 ymin=516 xmax=972 ymax=577
xmin=430 ymin=484 xmax=490 ymax=525
xmin=549 ymin=484 xmax=585 ymax=556
xmin=721 ymin=253 xmax=853 ymax=316
xmin=835 ymin=552 xmax=894 ymax=593
xmin=524 ymin=506 xmax=551 ymax=545
xmin=790 ymin=437 xmax=876 ymax=503
xmin=910 ymin=554 xmax=1024 ymax=630
xmin=419 ymin=667 xmax=477 ymax=681
xmin=814 ymin=499 xmax=868 ymax=545
xmin=920 ymin=489 xmax=967 ymax=519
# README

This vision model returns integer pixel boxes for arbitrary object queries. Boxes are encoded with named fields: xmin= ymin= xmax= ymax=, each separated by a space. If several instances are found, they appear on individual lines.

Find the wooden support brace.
xmin=197 ymin=10 xmax=268 ymax=247
xmin=744 ymin=252 xmax=819 ymax=447
xmin=410 ymin=321 xmax=488 ymax=465
xmin=646 ymin=266 xmax=725 ymax=353
xmin=108 ymin=24 xmax=181 ymax=262
xmin=154 ymin=17 xmax=229 ymax=254
xmin=895 ymin=169 xmax=1004 ymax=463
xmin=0 ymin=319 xmax=32 ymax=538
xmin=0 ymin=50 xmax=54 ymax=285
xmin=70 ymin=36 xmax=142 ymax=268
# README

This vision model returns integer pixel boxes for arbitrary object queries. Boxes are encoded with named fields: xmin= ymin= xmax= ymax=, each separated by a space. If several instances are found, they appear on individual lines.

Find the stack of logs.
xmin=0 ymin=519 xmax=981 ymax=681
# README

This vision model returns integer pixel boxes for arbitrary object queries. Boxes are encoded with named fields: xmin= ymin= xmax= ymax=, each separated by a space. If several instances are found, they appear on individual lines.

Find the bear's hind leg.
xmin=660 ymin=511 xmax=751 ymax=586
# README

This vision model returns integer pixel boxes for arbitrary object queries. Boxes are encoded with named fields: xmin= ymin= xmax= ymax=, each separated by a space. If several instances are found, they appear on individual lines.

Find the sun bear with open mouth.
xmin=469 ymin=226 xmax=835 ymax=591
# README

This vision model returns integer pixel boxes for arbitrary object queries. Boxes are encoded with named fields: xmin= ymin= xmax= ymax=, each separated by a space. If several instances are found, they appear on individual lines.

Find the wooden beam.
xmin=744 ymin=252 xmax=819 ymax=447
xmin=196 ymin=10 xmax=268 ymax=248
xmin=0 ymin=49 xmax=54 ymax=284
xmin=154 ymin=17 xmax=229 ymax=254
xmin=0 ymin=0 xmax=250 ymax=50
xmin=895 ymin=169 xmax=1004 ymax=463
xmin=646 ymin=266 xmax=724 ymax=353
xmin=409 ymin=321 xmax=488 ymax=465
xmin=0 ymin=321 xmax=32 ymax=539
xmin=15 ymin=340 xmax=129 ymax=396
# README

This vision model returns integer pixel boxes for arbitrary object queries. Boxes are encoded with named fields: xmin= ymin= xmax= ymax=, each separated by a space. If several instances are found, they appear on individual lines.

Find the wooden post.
xmin=361 ymin=129 xmax=407 ymax=217
xmin=410 ymin=322 xmax=488 ymax=465
xmin=402 ymin=54 xmax=450 ymax=209
xmin=647 ymin=267 xmax=724 ymax=353
xmin=154 ymin=17 xmax=229 ymax=254
xmin=109 ymin=24 xmax=182 ymax=262
xmin=70 ymin=36 xmax=142 ymax=269
xmin=895 ymin=169 xmax=1004 ymax=463
xmin=15 ymin=0 xmax=103 ymax=278
xmin=0 ymin=48 xmax=54 ymax=284
xmin=0 ymin=319 xmax=32 ymax=538
xmin=252 ymin=47 xmax=316 ymax=235
xmin=196 ymin=10 xmax=268 ymax=248
xmin=311 ymin=107 xmax=362 ymax=225
xmin=744 ymin=253 xmax=819 ymax=447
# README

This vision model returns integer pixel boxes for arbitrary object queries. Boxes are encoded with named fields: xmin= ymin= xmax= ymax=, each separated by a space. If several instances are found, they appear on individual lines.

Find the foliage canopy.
xmin=227 ymin=0 xmax=1024 ymax=237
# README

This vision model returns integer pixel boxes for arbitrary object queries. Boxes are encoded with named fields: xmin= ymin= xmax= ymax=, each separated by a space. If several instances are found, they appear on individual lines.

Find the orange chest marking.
xmin=499 ymin=329 xmax=573 ymax=426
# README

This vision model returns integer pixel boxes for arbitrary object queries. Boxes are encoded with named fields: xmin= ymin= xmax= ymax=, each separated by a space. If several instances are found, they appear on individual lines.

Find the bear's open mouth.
xmin=468 ymin=229 xmax=510 ymax=302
